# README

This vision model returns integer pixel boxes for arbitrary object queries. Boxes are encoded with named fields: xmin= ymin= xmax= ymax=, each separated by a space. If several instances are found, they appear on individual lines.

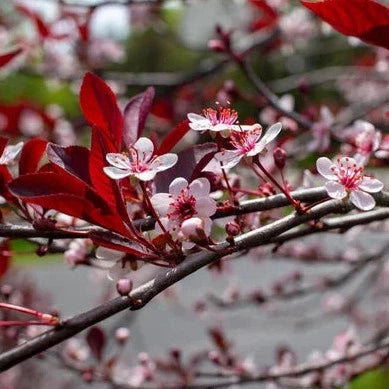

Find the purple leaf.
xmin=86 ymin=326 xmax=106 ymax=361
xmin=155 ymin=142 xmax=217 ymax=192
xmin=46 ymin=143 xmax=91 ymax=185
xmin=123 ymin=87 xmax=155 ymax=147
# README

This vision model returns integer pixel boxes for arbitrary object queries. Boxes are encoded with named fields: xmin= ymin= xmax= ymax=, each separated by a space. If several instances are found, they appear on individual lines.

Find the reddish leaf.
xmin=15 ymin=5 xmax=50 ymax=38
xmin=250 ymin=0 xmax=278 ymax=31
xmin=0 ymin=241 xmax=11 ymax=280
xmin=0 ymin=136 xmax=8 ymax=156
xmin=0 ymin=47 xmax=23 ymax=69
xmin=47 ymin=143 xmax=91 ymax=185
xmin=86 ymin=326 xmax=106 ymax=361
xmin=80 ymin=72 xmax=123 ymax=149
xmin=0 ymin=165 xmax=15 ymax=204
xmin=157 ymin=119 xmax=190 ymax=155
xmin=90 ymin=231 xmax=150 ymax=258
xmin=123 ymin=87 xmax=155 ymax=147
xmin=19 ymin=139 xmax=47 ymax=175
xmin=301 ymin=0 xmax=389 ymax=50
xmin=9 ymin=172 xmax=85 ymax=198
xmin=155 ymin=142 xmax=217 ymax=192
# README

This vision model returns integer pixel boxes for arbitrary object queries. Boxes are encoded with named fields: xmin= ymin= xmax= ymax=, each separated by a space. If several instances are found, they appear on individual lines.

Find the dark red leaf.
xmin=0 ymin=47 xmax=23 ymax=69
xmin=80 ymin=72 xmax=123 ymax=150
xmin=157 ymin=119 xmax=190 ymax=155
xmin=0 ymin=241 xmax=11 ymax=280
xmin=19 ymin=139 xmax=47 ymax=175
xmin=0 ymin=165 xmax=16 ymax=204
xmin=9 ymin=172 xmax=85 ymax=198
xmin=250 ymin=0 xmax=278 ymax=31
xmin=155 ymin=142 xmax=217 ymax=192
xmin=47 ymin=143 xmax=91 ymax=185
xmin=15 ymin=5 xmax=50 ymax=38
xmin=86 ymin=326 xmax=106 ymax=361
xmin=0 ymin=136 xmax=8 ymax=156
xmin=301 ymin=0 xmax=389 ymax=50
xmin=123 ymin=87 xmax=155 ymax=147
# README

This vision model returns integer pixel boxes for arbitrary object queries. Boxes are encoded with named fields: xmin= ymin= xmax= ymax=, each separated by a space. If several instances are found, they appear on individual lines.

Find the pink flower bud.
xmin=225 ymin=221 xmax=240 ymax=236
xmin=273 ymin=147 xmax=286 ymax=170
xmin=116 ymin=278 xmax=133 ymax=296
xmin=181 ymin=217 xmax=207 ymax=241
xmin=208 ymin=39 xmax=226 ymax=53
xmin=115 ymin=327 xmax=130 ymax=345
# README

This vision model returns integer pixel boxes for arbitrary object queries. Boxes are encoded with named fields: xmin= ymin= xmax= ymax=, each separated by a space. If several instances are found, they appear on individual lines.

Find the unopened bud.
xmin=208 ymin=350 xmax=221 ymax=364
xmin=36 ymin=245 xmax=48 ymax=257
xmin=273 ymin=147 xmax=286 ymax=170
xmin=226 ymin=221 xmax=240 ymax=236
xmin=115 ymin=327 xmax=130 ymax=345
xmin=208 ymin=39 xmax=226 ymax=53
xmin=116 ymin=278 xmax=133 ymax=296
xmin=181 ymin=217 xmax=208 ymax=242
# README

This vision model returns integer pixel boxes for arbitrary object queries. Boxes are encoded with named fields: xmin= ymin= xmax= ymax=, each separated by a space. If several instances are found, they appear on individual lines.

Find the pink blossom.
xmin=343 ymin=120 xmax=382 ymax=164
xmin=104 ymin=137 xmax=177 ymax=181
xmin=188 ymin=104 xmax=260 ymax=132
xmin=150 ymin=177 xmax=216 ymax=248
xmin=0 ymin=142 xmax=23 ymax=165
xmin=316 ymin=156 xmax=383 ymax=211
xmin=308 ymin=106 xmax=333 ymax=153
xmin=94 ymin=246 xmax=144 ymax=281
xmin=214 ymin=122 xmax=282 ymax=169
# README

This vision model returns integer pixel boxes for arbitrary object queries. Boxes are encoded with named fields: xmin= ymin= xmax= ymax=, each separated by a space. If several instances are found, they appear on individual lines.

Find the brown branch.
xmin=191 ymin=341 xmax=389 ymax=388
xmin=0 ymin=195 xmax=377 ymax=371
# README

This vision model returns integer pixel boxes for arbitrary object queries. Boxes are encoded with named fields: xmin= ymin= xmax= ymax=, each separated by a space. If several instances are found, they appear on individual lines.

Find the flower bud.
xmin=115 ymin=327 xmax=130 ymax=345
xmin=225 ymin=221 xmax=240 ymax=236
xmin=116 ymin=278 xmax=133 ymax=296
xmin=208 ymin=39 xmax=226 ymax=53
xmin=181 ymin=217 xmax=208 ymax=242
xmin=273 ymin=147 xmax=286 ymax=170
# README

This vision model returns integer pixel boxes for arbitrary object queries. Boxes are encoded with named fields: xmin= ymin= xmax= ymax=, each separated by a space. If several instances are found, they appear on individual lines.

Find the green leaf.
xmin=349 ymin=369 xmax=389 ymax=389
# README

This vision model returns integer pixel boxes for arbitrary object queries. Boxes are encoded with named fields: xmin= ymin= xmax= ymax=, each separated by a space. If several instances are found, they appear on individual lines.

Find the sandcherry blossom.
xmin=104 ymin=137 xmax=177 ymax=181
xmin=0 ymin=141 xmax=23 ymax=165
xmin=343 ymin=120 xmax=381 ymax=164
xmin=214 ymin=122 xmax=282 ymax=169
xmin=308 ymin=106 xmax=333 ymax=153
xmin=188 ymin=104 xmax=260 ymax=132
xmin=150 ymin=177 xmax=216 ymax=248
xmin=316 ymin=156 xmax=383 ymax=211
xmin=94 ymin=246 xmax=143 ymax=281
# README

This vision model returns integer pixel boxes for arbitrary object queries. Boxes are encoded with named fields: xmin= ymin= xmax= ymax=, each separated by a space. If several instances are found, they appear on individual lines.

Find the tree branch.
xmin=1 ymin=195 xmax=385 ymax=371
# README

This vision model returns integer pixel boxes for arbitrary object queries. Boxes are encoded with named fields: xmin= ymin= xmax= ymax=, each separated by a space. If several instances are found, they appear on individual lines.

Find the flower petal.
xmin=214 ymin=150 xmax=242 ymax=169
xmin=189 ymin=177 xmax=210 ymax=197
xmin=325 ymin=181 xmax=347 ymax=199
xmin=358 ymin=177 xmax=384 ymax=193
xmin=261 ymin=122 xmax=282 ymax=145
xmin=169 ymin=177 xmax=188 ymax=195
xmin=350 ymin=190 xmax=375 ymax=211
xmin=151 ymin=153 xmax=178 ymax=171
xmin=0 ymin=142 xmax=24 ymax=165
xmin=316 ymin=157 xmax=337 ymax=180
xmin=195 ymin=197 xmax=217 ymax=217
xmin=96 ymin=246 xmax=124 ymax=261
xmin=106 ymin=153 xmax=130 ymax=169
xmin=150 ymin=193 xmax=172 ymax=216
xmin=133 ymin=137 xmax=154 ymax=162
xmin=104 ymin=166 xmax=131 ymax=179
xmin=187 ymin=113 xmax=207 ymax=123
xmin=134 ymin=170 xmax=157 ymax=181
xmin=107 ymin=261 xmax=133 ymax=281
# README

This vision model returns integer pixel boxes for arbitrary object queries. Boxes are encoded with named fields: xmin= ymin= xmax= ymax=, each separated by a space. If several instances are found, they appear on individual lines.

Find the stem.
xmin=0 ymin=321 xmax=57 ymax=327
xmin=254 ymin=159 xmax=301 ymax=211
xmin=220 ymin=162 xmax=236 ymax=204
xmin=140 ymin=181 xmax=181 ymax=255
xmin=0 ymin=303 xmax=58 ymax=325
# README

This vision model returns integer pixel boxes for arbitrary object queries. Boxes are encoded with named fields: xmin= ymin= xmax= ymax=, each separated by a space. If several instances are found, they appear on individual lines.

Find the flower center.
xmin=168 ymin=189 xmax=197 ymax=223
xmin=331 ymin=158 xmax=364 ymax=191
xmin=229 ymin=128 xmax=261 ymax=153
xmin=202 ymin=106 xmax=238 ymax=126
